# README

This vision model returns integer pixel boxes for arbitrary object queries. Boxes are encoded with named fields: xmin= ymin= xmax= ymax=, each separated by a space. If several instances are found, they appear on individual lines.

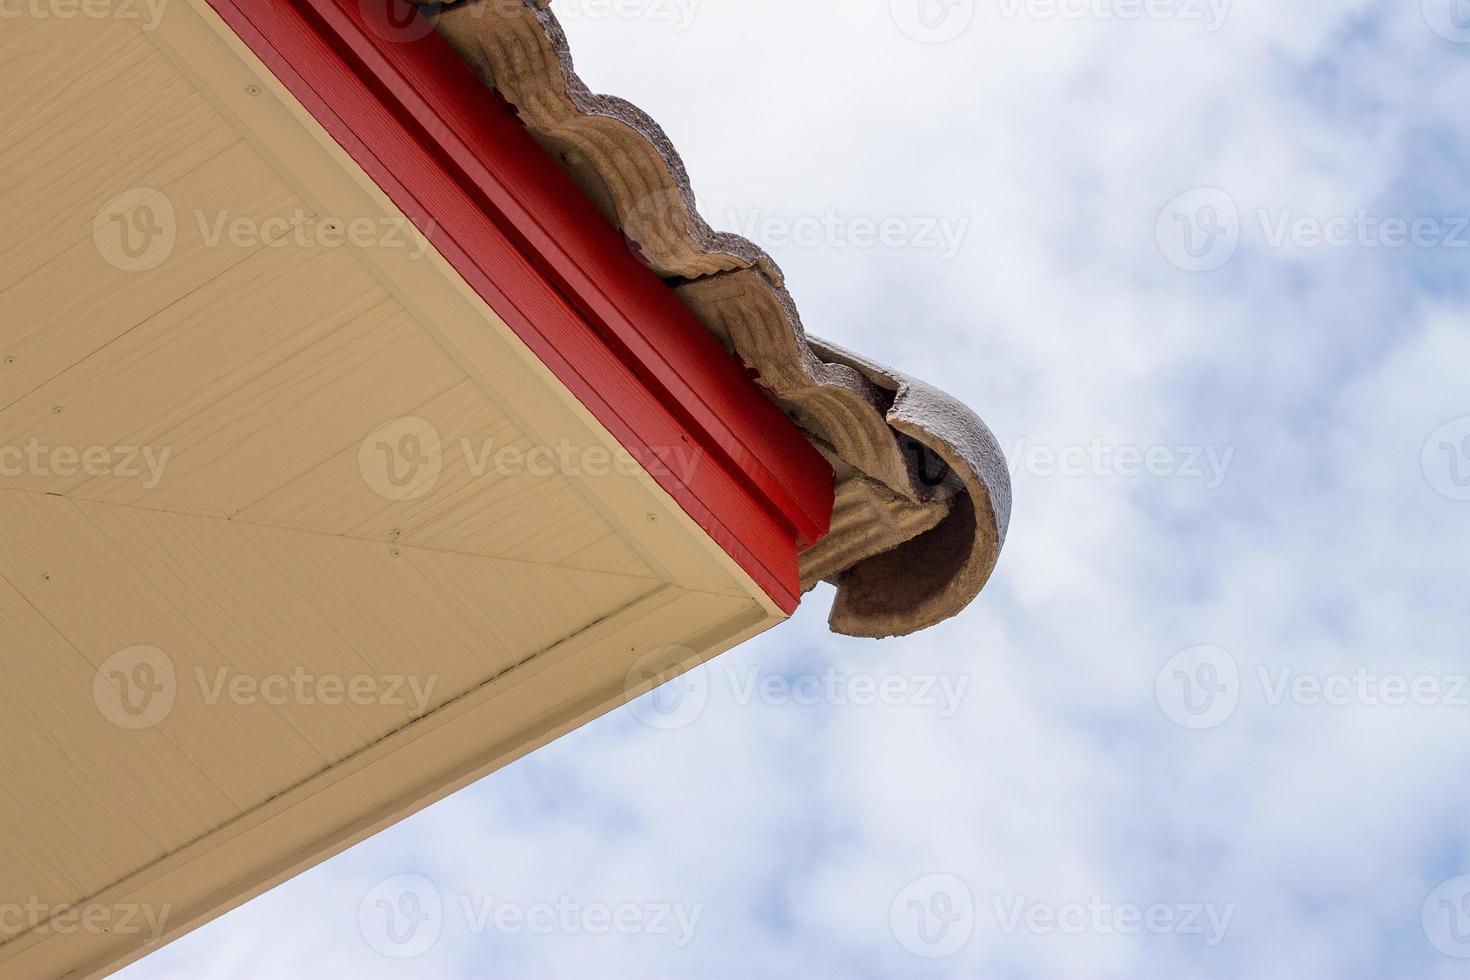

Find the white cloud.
xmin=121 ymin=2 xmax=1470 ymax=977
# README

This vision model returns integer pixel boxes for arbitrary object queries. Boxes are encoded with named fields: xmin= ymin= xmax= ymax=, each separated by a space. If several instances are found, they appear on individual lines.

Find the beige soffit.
xmin=422 ymin=0 xmax=1012 ymax=638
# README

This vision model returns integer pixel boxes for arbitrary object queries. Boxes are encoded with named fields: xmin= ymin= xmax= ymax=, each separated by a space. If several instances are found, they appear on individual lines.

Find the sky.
xmin=120 ymin=0 xmax=1470 ymax=976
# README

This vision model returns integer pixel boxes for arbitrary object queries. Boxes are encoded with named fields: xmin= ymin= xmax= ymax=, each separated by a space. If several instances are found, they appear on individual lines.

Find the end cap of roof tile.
xmin=426 ymin=0 xmax=1010 ymax=637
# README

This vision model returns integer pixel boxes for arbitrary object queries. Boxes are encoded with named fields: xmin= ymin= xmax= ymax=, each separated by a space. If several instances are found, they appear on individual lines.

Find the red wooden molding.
xmin=203 ymin=0 xmax=834 ymax=611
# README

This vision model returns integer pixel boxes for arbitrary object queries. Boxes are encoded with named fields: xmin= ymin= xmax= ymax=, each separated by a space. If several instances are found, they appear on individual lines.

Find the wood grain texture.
xmin=0 ymin=140 xmax=311 ymax=410
xmin=0 ymin=20 xmax=237 ymax=294
xmin=200 ymin=0 xmax=833 ymax=610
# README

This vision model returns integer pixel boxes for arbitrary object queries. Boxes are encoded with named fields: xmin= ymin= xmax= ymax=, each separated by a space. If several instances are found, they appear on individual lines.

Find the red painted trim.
xmin=203 ymin=0 xmax=833 ymax=611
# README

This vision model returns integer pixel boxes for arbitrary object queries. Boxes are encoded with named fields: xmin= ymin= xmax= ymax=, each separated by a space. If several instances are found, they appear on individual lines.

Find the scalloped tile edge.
xmin=423 ymin=0 xmax=1010 ymax=637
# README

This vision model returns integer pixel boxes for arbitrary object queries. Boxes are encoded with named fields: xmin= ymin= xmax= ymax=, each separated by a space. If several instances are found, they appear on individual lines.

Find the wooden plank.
xmin=313 ymin=0 xmax=834 ymax=545
xmin=0 ymin=244 xmax=389 ymax=508
xmin=200 ymin=0 xmax=832 ymax=612
xmin=0 ymin=537 xmax=234 ymax=862
xmin=0 ymin=574 xmax=174 ymax=861
xmin=239 ymin=379 xmax=660 ymax=578
xmin=0 ymin=818 xmax=80 ymax=942
xmin=0 ymin=494 xmax=662 ymax=925
xmin=149 ymin=0 xmax=780 ymax=604
xmin=0 ymin=587 xmax=776 ymax=976
xmin=0 ymin=140 xmax=313 ymax=410
xmin=0 ymin=491 xmax=324 ymax=816
xmin=402 ymin=546 xmax=661 ymax=665
xmin=0 ymin=734 xmax=152 ymax=918
xmin=0 ymin=15 xmax=141 ymax=146
xmin=76 ymin=501 xmax=403 ymax=760
xmin=72 ymin=264 xmax=463 ymax=514
xmin=0 ymin=28 xmax=238 ymax=293
xmin=242 ymin=527 xmax=542 ymax=710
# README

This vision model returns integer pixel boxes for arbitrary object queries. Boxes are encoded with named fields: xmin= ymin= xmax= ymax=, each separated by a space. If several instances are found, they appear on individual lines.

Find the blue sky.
xmin=122 ymin=1 xmax=1470 ymax=976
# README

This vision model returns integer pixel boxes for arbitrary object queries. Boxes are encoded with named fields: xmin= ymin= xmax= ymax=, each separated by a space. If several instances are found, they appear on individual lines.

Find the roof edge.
xmin=425 ymin=0 xmax=1011 ymax=636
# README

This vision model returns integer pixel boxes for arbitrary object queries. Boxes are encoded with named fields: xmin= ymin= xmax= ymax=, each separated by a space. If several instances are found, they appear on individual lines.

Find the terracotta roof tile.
xmin=424 ymin=0 xmax=1010 ymax=636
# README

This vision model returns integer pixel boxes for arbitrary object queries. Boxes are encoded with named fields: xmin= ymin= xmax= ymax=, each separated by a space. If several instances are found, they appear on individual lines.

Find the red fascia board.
xmin=205 ymin=0 xmax=834 ymax=611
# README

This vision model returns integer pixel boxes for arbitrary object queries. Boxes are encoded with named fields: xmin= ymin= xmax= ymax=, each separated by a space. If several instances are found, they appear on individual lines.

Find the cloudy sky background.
xmin=123 ymin=0 xmax=1470 ymax=976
